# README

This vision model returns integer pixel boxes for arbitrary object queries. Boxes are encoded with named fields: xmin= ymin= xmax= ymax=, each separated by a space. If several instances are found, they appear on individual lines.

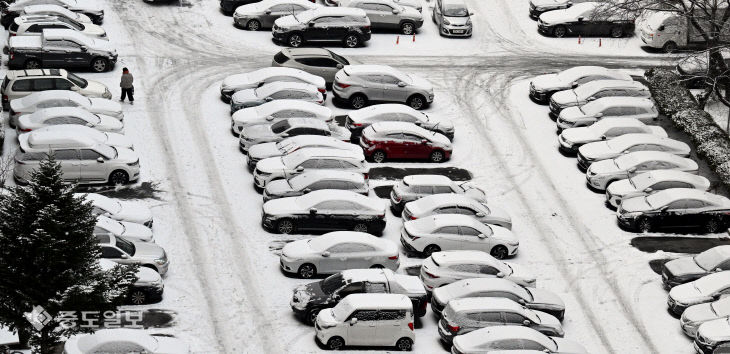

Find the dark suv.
xmin=272 ymin=7 xmax=371 ymax=48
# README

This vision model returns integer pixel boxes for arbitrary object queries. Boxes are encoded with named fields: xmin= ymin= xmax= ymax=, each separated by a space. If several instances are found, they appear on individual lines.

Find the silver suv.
xmin=1 ymin=68 xmax=111 ymax=110
xmin=340 ymin=0 xmax=423 ymax=35
xmin=333 ymin=65 xmax=434 ymax=109
xmin=433 ymin=0 xmax=473 ymax=37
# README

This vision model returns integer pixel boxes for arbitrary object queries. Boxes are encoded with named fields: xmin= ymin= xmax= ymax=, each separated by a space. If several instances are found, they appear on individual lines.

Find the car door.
xmin=51 ymin=149 xmax=80 ymax=181
xmin=31 ymin=78 xmax=55 ymax=93
xmin=309 ymin=199 xmax=338 ymax=229
xmin=305 ymin=16 xmax=329 ymax=41
xmin=459 ymin=225 xmax=491 ymax=252
xmin=477 ymin=264 xmax=502 ymax=279
xmin=263 ymin=4 xmax=290 ymax=28
xmin=381 ymin=74 xmax=410 ymax=102
xmin=40 ymin=38 xmax=67 ymax=67
xmin=377 ymin=310 xmax=406 ymax=345
xmin=78 ymin=148 xmax=108 ymax=182
xmin=381 ymin=132 xmax=406 ymax=158
xmin=451 ymin=263 xmax=480 ymax=280
xmin=346 ymin=310 xmax=378 ymax=346
xmin=659 ymin=200 xmax=690 ymax=229
xmin=479 ymin=311 xmax=506 ymax=330
xmin=60 ymin=39 xmax=87 ymax=67
xmin=433 ymin=225 xmax=461 ymax=250
xmin=682 ymin=199 xmax=712 ymax=229
xmin=360 ymin=74 xmax=386 ymax=101
xmin=403 ymin=133 xmax=430 ymax=158
xmin=326 ymin=16 xmax=349 ymax=41
xmin=503 ymin=311 xmax=529 ymax=327
xmin=347 ymin=243 xmax=378 ymax=269
xmin=320 ymin=243 xmax=353 ymax=272
xmin=298 ymin=57 xmax=342 ymax=83
xmin=356 ymin=3 xmax=381 ymax=27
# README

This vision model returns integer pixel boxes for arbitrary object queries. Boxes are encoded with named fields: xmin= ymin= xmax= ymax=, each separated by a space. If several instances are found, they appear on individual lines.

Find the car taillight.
xmin=2 ymin=95 xmax=8 ymax=101
xmin=20 ymin=128 xmax=31 ymax=132
xmin=448 ymin=324 xmax=460 ymax=332
xmin=394 ymin=194 xmax=402 ymax=202
xmin=318 ymin=88 xmax=326 ymax=93
xmin=363 ymin=173 xmax=368 ymax=179
xmin=408 ymin=322 xmax=414 ymax=331
xmin=425 ymin=271 xmax=438 ymax=278
xmin=364 ymin=26 xmax=370 ymax=31
xmin=378 ymin=213 xmax=385 ymax=219
xmin=388 ymin=255 xmax=398 ymax=260
xmin=317 ymin=100 xmax=323 ymax=104
xmin=410 ymin=216 xmax=417 ymax=220
xmin=336 ymin=83 xmax=350 ymax=89
xmin=353 ymin=123 xmax=363 ymax=127
xmin=421 ymin=301 xmax=428 ymax=309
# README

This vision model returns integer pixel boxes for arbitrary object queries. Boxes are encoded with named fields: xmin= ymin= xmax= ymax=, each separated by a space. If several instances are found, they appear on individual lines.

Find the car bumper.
xmin=616 ymin=214 xmax=637 ymax=229
xmin=156 ymin=260 xmax=170 ymax=275
xmin=262 ymin=214 xmax=275 ymax=230
xmin=440 ymin=25 xmax=472 ymax=37
xmin=576 ymin=154 xmax=593 ymax=171
xmin=668 ymin=297 xmax=688 ymax=316
xmin=431 ymin=301 xmax=445 ymax=317
xmin=537 ymin=23 xmax=553 ymax=35
xmin=272 ymin=30 xmax=288 ymax=41
xmin=694 ymin=341 xmax=713 ymax=354
xmin=400 ymin=235 xmax=419 ymax=253
xmin=438 ymin=321 xmax=455 ymax=344
xmin=529 ymin=85 xmax=550 ymax=104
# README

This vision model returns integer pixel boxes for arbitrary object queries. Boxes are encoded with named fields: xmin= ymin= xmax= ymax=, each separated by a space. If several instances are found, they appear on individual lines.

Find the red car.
xmin=359 ymin=122 xmax=452 ymax=163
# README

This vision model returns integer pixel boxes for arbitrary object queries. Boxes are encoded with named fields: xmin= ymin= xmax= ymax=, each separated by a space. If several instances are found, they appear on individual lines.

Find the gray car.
xmin=96 ymin=234 xmax=170 ymax=275
xmin=340 ymin=0 xmax=423 ymax=34
xmin=263 ymin=170 xmax=368 ymax=201
xmin=432 ymin=0 xmax=473 ymax=37
xmin=272 ymin=48 xmax=354 ymax=85
xmin=234 ymin=0 xmax=318 ymax=31
xmin=332 ymin=65 xmax=435 ymax=109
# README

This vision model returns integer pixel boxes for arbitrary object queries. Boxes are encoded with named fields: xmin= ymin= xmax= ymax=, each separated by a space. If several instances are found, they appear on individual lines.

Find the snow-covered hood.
xmin=282 ymin=239 xmax=314 ymax=259
xmin=135 ymin=266 xmax=162 ymax=284
xmin=131 ymin=241 xmax=165 ymax=260
xmin=235 ymin=3 xmax=264 ymax=16
xmin=530 ymin=73 xmax=564 ymax=92
xmin=82 ymin=23 xmax=106 ymax=37
xmin=248 ymin=142 xmax=283 ymax=161
xmin=119 ymin=220 xmax=153 ymax=242
xmin=443 ymin=15 xmax=470 ymax=26
xmin=104 ymin=132 xmax=134 ymax=150
xmin=487 ymin=205 xmax=512 ymax=227
xmin=221 ymin=73 xmax=252 ymax=91
xmin=265 ymin=179 xmax=296 ymax=197
xmin=530 ymin=288 xmax=566 ymax=310
xmin=231 ymin=88 xmax=260 ymax=105
xmin=96 ymin=114 xmax=124 ymax=133
xmin=241 ymin=124 xmax=277 ymax=142
xmin=670 ymin=282 xmax=705 ymax=304
xmin=558 ymin=106 xmax=590 ymax=122
xmin=605 ymin=179 xmax=636 ymax=198
xmin=505 ymin=263 xmax=536 ymax=286
xmin=560 ymin=127 xmax=598 ymax=145
xmin=531 ymin=0 xmax=571 ymax=9
xmin=491 ymin=226 xmax=518 ymax=244
xmin=115 ymin=147 xmax=138 ymax=164
xmin=665 ymin=257 xmax=707 ymax=280
xmin=699 ymin=318 xmax=730 ymax=343
xmin=256 ymin=157 xmax=286 ymax=174
xmin=263 ymin=196 xmax=302 ymax=216
xmin=618 ymin=196 xmax=652 ymax=213
xmin=578 ymin=141 xmax=615 ymax=161
xmin=82 ymin=79 xmax=110 ymax=98
xmin=683 ymin=303 xmax=719 ymax=326
xmin=552 ymin=338 xmax=588 ymax=354
xmin=587 ymin=159 xmax=621 ymax=175
xmin=232 ymin=107 xmax=260 ymax=126
xmin=115 ymin=202 xmax=153 ymax=225
xmin=540 ymin=8 xmax=579 ymax=25
xmin=89 ymin=98 xmax=123 ymax=118
xmin=411 ymin=76 xmax=434 ymax=92
xmin=401 ymin=6 xmax=422 ymax=19
xmin=551 ymin=89 xmax=580 ymax=107
xmin=317 ymin=307 xmax=340 ymax=328
xmin=394 ymin=0 xmax=422 ymax=11
xmin=275 ymin=15 xmax=303 ymax=29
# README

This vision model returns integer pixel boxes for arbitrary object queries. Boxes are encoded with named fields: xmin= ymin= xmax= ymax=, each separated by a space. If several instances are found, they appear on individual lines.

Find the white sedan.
xmin=420 ymin=250 xmax=536 ymax=291
xmin=402 ymin=194 xmax=512 ymax=230
xmin=94 ymin=215 xmax=154 ymax=243
xmin=9 ymin=89 xmax=123 ymax=127
xmin=17 ymin=107 xmax=123 ymax=134
xmin=606 ymin=170 xmax=710 ymax=208
xmin=279 ymin=231 xmax=399 ymax=278
xmin=246 ymin=135 xmax=363 ymax=170
xmin=22 ymin=125 xmax=134 ymax=150
xmin=577 ymin=133 xmax=691 ymax=169
xmin=230 ymin=81 xmax=324 ymax=112
xmin=231 ymin=99 xmax=333 ymax=135
xmin=586 ymin=151 xmax=699 ymax=191
xmin=64 ymin=329 xmax=189 ymax=354
xmin=219 ymin=67 xmax=326 ymax=102
xmin=558 ymin=117 xmax=666 ymax=154
xmin=77 ymin=193 xmax=154 ymax=227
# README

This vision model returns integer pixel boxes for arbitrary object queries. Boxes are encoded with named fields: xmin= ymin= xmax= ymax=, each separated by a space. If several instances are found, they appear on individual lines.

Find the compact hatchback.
xmin=433 ymin=0 xmax=473 ymax=37
xmin=420 ymin=250 xmax=536 ymax=291
xmin=668 ymin=271 xmax=730 ymax=316
xmin=231 ymin=99 xmax=333 ymax=135
xmin=576 ymin=134 xmax=690 ymax=169
xmin=333 ymin=65 xmax=434 ymax=109
xmin=663 ymin=246 xmax=730 ymax=290
xmin=403 ymin=193 xmax=512 ymax=230
xmin=272 ymin=7 xmax=372 ymax=48
xmin=219 ymin=67 xmax=326 ymax=103
xmin=360 ymin=122 xmax=452 ymax=163
xmin=529 ymin=66 xmax=632 ymax=104
xmin=557 ymin=97 xmax=659 ymax=130
xmin=390 ymin=174 xmax=486 ymax=212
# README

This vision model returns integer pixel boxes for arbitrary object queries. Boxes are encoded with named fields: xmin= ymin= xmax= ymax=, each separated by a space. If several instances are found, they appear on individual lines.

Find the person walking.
xmin=120 ymin=67 xmax=134 ymax=104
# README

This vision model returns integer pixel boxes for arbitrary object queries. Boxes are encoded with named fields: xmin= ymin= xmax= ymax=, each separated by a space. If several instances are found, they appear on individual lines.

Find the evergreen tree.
xmin=0 ymin=156 xmax=138 ymax=353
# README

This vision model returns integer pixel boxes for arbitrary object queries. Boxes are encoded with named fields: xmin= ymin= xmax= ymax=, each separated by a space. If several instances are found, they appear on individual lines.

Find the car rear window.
xmin=274 ymin=52 xmax=289 ymax=64
xmin=11 ymin=79 xmax=32 ymax=92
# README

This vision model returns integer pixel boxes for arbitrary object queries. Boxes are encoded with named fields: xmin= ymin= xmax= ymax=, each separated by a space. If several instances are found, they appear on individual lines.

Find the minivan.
xmin=1 ymin=69 xmax=111 ymax=110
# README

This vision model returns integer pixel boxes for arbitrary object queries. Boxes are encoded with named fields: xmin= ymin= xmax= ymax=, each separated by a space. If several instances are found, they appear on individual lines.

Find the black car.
xmin=537 ymin=2 xmax=634 ymax=38
xmin=661 ymin=246 xmax=730 ymax=289
xmin=290 ymin=269 xmax=428 ymax=325
xmin=271 ymin=7 xmax=371 ymax=48
xmin=8 ymin=29 xmax=117 ymax=72
xmin=219 ymin=0 xmax=261 ymax=15
xmin=126 ymin=280 xmax=164 ymax=305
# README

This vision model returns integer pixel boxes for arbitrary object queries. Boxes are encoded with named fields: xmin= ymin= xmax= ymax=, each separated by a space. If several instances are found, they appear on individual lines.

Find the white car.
xmin=529 ymin=66 xmax=632 ymax=104
xmin=558 ymin=117 xmax=666 ymax=153
xmin=238 ymin=118 xmax=342 ymax=152
xmin=333 ymin=65 xmax=435 ymax=109
xmin=668 ymin=271 xmax=730 ymax=315
xmin=327 ymin=0 xmax=422 ymax=11
xmin=696 ymin=318 xmax=730 ymax=354
xmin=20 ymin=125 xmax=133 ymax=151
xmin=577 ymin=134 xmax=690 ymax=168
xmin=20 ymin=5 xmax=93 ymax=25
xmin=557 ymin=97 xmax=659 ymax=130
xmin=451 ymin=326 xmax=587 ymax=354
xmin=10 ymin=14 xmax=106 ymax=38
xmin=402 ymin=194 xmax=512 ymax=230
xmin=246 ymin=135 xmax=362 ymax=170
xmin=346 ymin=103 xmax=454 ymax=140
xmin=420 ymin=250 xmax=536 ymax=291
xmin=606 ymin=170 xmax=710 ymax=208
xmin=263 ymin=170 xmax=369 ymax=201
xmin=549 ymin=79 xmax=649 ymax=118
xmin=230 ymin=81 xmax=324 ymax=113
xmin=586 ymin=151 xmax=699 ymax=190
xmin=253 ymin=147 xmax=367 ymax=189
xmin=10 ymin=89 xmax=123 ymax=127
xmin=390 ymin=174 xmax=487 ymax=212
xmin=77 ymin=193 xmax=154 ymax=227
xmin=63 ymin=329 xmax=189 ymax=354
xmin=94 ymin=215 xmax=154 ymax=243
xmin=279 ymin=231 xmax=399 ymax=278
xmin=17 ymin=107 xmax=123 ymax=134
xmin=682 ymin=297 xmax=730 ymax=338
xmin=219 ymin=67 xmax=326 ymax=102
xmin=401 ymin=214 xmax=519 ymax=259
xmin=230 ymin=99 xmax=333 ymax=135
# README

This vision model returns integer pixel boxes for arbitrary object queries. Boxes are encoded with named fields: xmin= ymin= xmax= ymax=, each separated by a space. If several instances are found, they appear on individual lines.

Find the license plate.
xmin=452 ymin=30 xmax=464 ymax=34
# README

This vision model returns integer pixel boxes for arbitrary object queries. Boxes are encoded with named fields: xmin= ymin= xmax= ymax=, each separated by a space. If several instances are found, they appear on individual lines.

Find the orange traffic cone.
xmin=396 ymin=36 xmax=400 ymax=44
xmin=599 ymin=38 xmax=602 ymax=47
xmin=412 ymin=34 xmax=416 ymax=42
xmin=578 ymin=35 xmax=581 ymax=44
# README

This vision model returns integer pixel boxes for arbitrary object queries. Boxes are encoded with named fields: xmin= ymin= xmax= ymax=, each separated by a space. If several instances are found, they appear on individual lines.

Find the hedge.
xmin=645 ymin=68 xmax=730 ymax=187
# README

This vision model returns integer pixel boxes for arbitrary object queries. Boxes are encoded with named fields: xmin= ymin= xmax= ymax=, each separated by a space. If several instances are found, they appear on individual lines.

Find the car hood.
xmin=120 ymin=221 xmax=153 ymax=242
xmin=89 ymin=98 xmax=123 ymax=118
xmin=443 ymin=16 xmax=470 ymax=26
xmin=83 ymin=23 xmax=106 ymax=37
xmin=104 ymin=132 xmax=134 ymax=150
xmin=401 ymin=6 xmax=422 ymax=19
xmin=282 ymin=239 xmax=314 ymax=258
xmin=241 ymin=125 xmax=275 ymax=141
xmin=587 ymin=159 xmax=621 ymax=175
xmin=540 ymin=8 xmax=577 ymax=24
xmin=275 ymin=15 xmax=302 ymax=28
xmin=248 ymin=142 xmax=282 ymax=161
xmin=561 ymin=127 xmax=598 ymax=145
xmin=530 ymin=288 xmax=566 ymax=309
xmin=221 ymin=73 xmax=252 ymax=91
xmin=232 ymin=107 xmax=259 ymax=125
xmin=234 ymin=3 xmax=263 ymax=16
xmin=265 ymin=179 xmax=295 ymax=196
xmin=263 ymin=196 xmax=301 ymax=216
xmin=665 ymin=258 xmax=706 ymax=279
xmin=488 ymin=205 xmax=512 ymax=225
xmin=532 ymin=0 xmax=570 ymax=7
xmin=605 ymin=179 xmax=636 ymax=197
xmin=411 ymin=76 xmax=434 ymax=92
xmin=231 ymin=89 xmax=259 ymax=104
xmin=256 ymin=157 xmax=286 ymax=174
xmin=531 ymin=73 xmax=563 ymax=92
xmin=115 ymin=147 xmax=138 ymax=164
xmin=553 ymin=338 xmax=588 ymax=354
xmin=491 ymin=226 xmax=519 ymax=244
xmin=551 ymin=90 xmax=579 ymax=106
xmin=294 ymin=281 xmax=330 ymax=306
xmin=579 ymin=141 xmax=615 ymax=160
xmin=117 ymin=202 xmax=153 ymax=225
xmin=670 ymin=283 xmax=703 ymax=303
xmin=699 ymin=318 xmax=730 ymax=343
xmin=619 ymin=196 xmax=653 ymax=213
xmin=683 ymin=303 xmax=721 ymax=325
xmin=135 ymin=266 xmax=161 ymax=284
xmin=131 ymin=241 xmax=165 ymax=260
xmin=97 ymin=115 xmax=124 ymax=132
xmin=558 ymin=106 xmax=589 ymax=122
xmin=83 ymin=79 xmax=110 ymax=97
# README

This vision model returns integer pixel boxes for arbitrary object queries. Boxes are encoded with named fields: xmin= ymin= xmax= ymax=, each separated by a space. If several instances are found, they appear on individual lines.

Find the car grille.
xmin=549 ymin=100 xmax=561 ymax=114
xmin=402 ymin=208 xmax=412 ymax=220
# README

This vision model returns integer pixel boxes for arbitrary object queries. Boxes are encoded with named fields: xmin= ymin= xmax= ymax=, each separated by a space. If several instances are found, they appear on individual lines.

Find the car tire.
xmin=24 ymin=59 xmax=40 ymax=69
xmin=306 ymin=307 xmax=321 ymax=325
xmin=637 ymin=217 xmax=653 ymax=233
xmin=277 ymin=219 xmax=295 ymax=234
xmin=396 ymin=337 xmax=413 ymax=351
xmin=429 ymin=150 xmax=445 ymax=163
xmin=246 ymin=19 xmax=261 ymax=31
xmin=707 ymin=218 xmax=724 ymax=233
xmin=407 ymin=94 xmax=427 ymax=110
xmin=401 ymin=22 xmax=415 ymax=35
xmin=490 ymin=245 xmax=509 ymax=260
xmin=372 ymin=150 xmax=386 ymax=163
xmin=91 ymin=57 xmax=109 ymax=73
xmin=663 ymin=41 xmax=678 ymax=53
xmin=610 ymin=26 xmax=624 ymax=38
xmin=423 ymin=245 xmax=441 ymax=257
xmin=298 ymin=263 xmax=316 ymax=279
xmin=109 ymin=170 xmax=129 ymax=185
xmin=553 ymin=25 xmax=567 ymax=38
xmin=327 ymin=336 xmax=345 ymax=350
xmin=343 ymin=33 xmax=360 ymax=48
xmin=349 ymin=94 xmax=368 ymax=109
xmin=370 ymin=264 xmax=384 ymax=269
xmin=288 ymin=33 xmax=304 ymax=48
xmin=129 ymin=290 xmax=147 ymax=305
xmin=353 ymin=222 xmax=369 ymax=232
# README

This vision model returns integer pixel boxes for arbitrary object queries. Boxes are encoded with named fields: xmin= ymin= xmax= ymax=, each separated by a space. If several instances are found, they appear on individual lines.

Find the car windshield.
xmin=695 ymin=248 xmax=727 ymax=271
xmin=95 ymin=197 xmax=123 ymax=214
xmin=289 ymin=174 xmax=313 ymax=190
xmin=66 ymin=72 xmax=88 ymax=88
xmin=614 ymin=154 xmax=639 ymax=170
xmin=606 ymin=138 xmax=637 ymax=151
xmin=331 ymin=301 xmax=353 ymax=321
xmin=271 ymin=120 xmax=291 ymax=134
xmin=711 ymin=298 xmax=730 ymax=316
xmin=628 ymin=173 xmax=653 ymax=190
xmin=55 ymin=16 xmax=82 ymax=30
xmin=321 ymin=273 xmax=346 ymax=294
xmin=280 ymin=141 xmax=301 ymax=154
xmin=574 ymin=83 xmax=601 ymax=97
xmin=113 ymin=236 xmax=135 ymax=256
xmin=645 ymin=193 xmax=672 ymax=210
xmin=329 ymin=50 xmax=349 ymax=65
xmin=443 ymin=3 xmax=469 ymax=17
xmin=580 ymin=101 xmax=602 ymax=116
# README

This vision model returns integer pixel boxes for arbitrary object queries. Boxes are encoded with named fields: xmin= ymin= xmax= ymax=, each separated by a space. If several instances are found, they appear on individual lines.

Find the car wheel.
xmin=306 ymin=307 xmax=321 ymax=325
xmin=327 ymin=336 xmax=345 ymax=350
xmin=663 ymin=41 xmax=678 ymax=53
xmin=129 ymin=290 xmax=147 ymax=305
xmin=610 ymin=26 xmax=624 ymax=38
xmin=637 ymin=217 xmax=652 ymax=233
xmin=553 ymin=25 xmax=567 ymax=38
xmin=401 ymin=22 xmax=415 ymax=35
xmin=423 ymin=245 xmax=441 ymax=257
xmin=246 ymin=19 xmax=261 ymax=31
xmin=429 ymin=150 xmax=445 ymax=163
xmin=91 ymin=57 xmax=109 ymax=73
xmin=24 ymin=59 xmax=40 ymax=69
xmin=370 ymin=264 xmax=384 ymax=269
xmin=344 ymin=34 xmax=360 ymax=48
xmin=707 ymin=218 xmax=724 ymax=233
xmin=490 ymin=245 xmax=509 ymax=260
xmin=349 ymin=94 xmax=367 ymax=109
xmin=298 ymin=263 xmax=316 ymax=279
xmin=372 ymin=150 xmax=386 ymax=163
xmin=396 ymin=337 xmax=413 ymax=351
xmin=288 ymin=33 xmax=303 ymax=47
xmin=277 ymin=219 xmax=295 ymax=234
xmin=353 ymin=222 xmax=369 ymax=232
xmin=407 ymin=94 xmax=426 ymax=110
xmin=109 ymin=170 xmax=129 ymax=185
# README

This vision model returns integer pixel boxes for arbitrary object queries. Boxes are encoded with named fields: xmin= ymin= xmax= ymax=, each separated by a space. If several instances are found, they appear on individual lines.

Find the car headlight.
xmin=508 ymin=241 xmax=519 ymax=246
xmin=154 ymin=258 xmax=167 ymax=265
xmin=620 ymin=211 xmax=641 ymax=219
xmin=442 ymin=18 xmax=451 ymax=25
xmin=127 ymin=160 xmax=139 ymax=167
xmin=466 ymin=18 xmax=472 ymax=25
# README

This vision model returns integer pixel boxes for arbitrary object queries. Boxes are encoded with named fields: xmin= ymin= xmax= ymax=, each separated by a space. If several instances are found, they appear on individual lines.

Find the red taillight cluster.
xmin=425 ymin=271 xmax=438 ymax=278
xmin=408 ymin=322 xmax=414 ymax=331
xmin=2 ymin=95 xmax=8 ymax=101
xmin=353 ymin=123 xmax=363 ymax=127
xmin=336 ymin=83 xmax=351 ymax=89
xmin=388 ymin=255 xmax=398 ymax=260
xmin=318 ymin=88 xmax=326 ymax=93
xmin=364 ymin=26 xmax=371 ymax=31
xmin=20 ymin=128 xmax=31 ymax=132
xmin=394 ymin=194 xmax=402 ymax=202
xmin=409 ymin=216 xmax=417 ymax=220
xmin=363 ymin=173 xmax=368 ymax=179
xmin=448 ymin=324 xmax=460 ymax=332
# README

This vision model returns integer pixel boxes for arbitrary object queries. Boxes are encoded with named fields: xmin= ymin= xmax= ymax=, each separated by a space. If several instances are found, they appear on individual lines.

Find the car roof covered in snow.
xmin=638 ymin=170 xmax=710 ymax=188
xmin=253 ymin=100 xmax=331 ymax=117
xmin=615 ymin=151 xmax=697 ymax=167
xmin=649 ymin=189 xmax=730 ymax=208
xmin=286 ymin=146 xmax=364 ymax=160
xmin=23 ymin=128 xmax=97 ymax=147
xmin=605 ymin=134 xmax=689 ymax=152
xmin=28 ymin=106 xmax=97 ymax=121
xmin=402 ymin=174 xmax=453 ymax=186
xmin=454 ymin=326 xmax=554 ymax=351
xmin=447 ymin=298 xmax=535 ymax=319
xmin=584 ymin=96 xmax=655 ymax=111
xmin=279 ymin=135 xmax=348 ymax=148
xmin=339 ymin=293 xmax=412 ymax=310
xmin=256 ymin=81 xmax=320 ymax=96
xmin=344 ymin=64 xmax=404 ymax=78
xmin=342 ymin=268 xmax=394 ymax=282
xmin=434 ymin=278 xmax=530 ymax=302
xmin=296 ymin=189 xmax=383 ymax=210
xmin=348 ymin=103 xmax=423 ymax=121
xmin=224 ymin=67 xmax=324 ymax=87
xmin=431 ymin=250 xmax=507 ymax=268
xmin=13 ymin=89 xmax=86 ymax=107
xmin=576 ymin=79 xmax=646 ymax=93
xmin=303 ymin=6 xmax=368 ymax=18
xmin=290 ymin=170 xmax=366 ymax=184
xmin=307 ymin=231 xmax=389 ymax=250
xmin=366 ymin=121 xmax=450 ymax=145
xmin=407 ymin=214 xmax=485 ymax=232
xmin=407 ymin=193 xmax=483 ymax=213
xmin=557 ymin=65 xmax=631 ymax=82
xmin=278 ymin=117 xmax=330 ymax=129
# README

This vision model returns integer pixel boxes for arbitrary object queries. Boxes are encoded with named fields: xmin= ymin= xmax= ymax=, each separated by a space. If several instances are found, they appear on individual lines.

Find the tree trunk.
xmin=15 ymin=323 xmax=30 ymax=349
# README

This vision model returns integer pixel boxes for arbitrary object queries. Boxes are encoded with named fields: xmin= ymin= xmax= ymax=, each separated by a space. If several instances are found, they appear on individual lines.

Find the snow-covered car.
xmin=359 ymin=121 xmax=452 ymax=163
xmin=401 ymin=214 xmax=519 ymax=259
xmin=682 ymin=297 xmax=730 ymax=338
xmin=340 ymin=0 xmax=423 ymax=35
xmin=10 ymin=14 xmax=105 ymax=38
xmin=333 ymin=65 xmax=434 ymax=109
xmin=549 ymin=79 xmax=649 ymax=118
xmin=695 ymin=318 xmax=730 ymax=354
xmin=230 ymin=81 xmax=324 ymax=113
xmin=558 ymin=117 xmax=666 ymax=154
xmin=668 ymin=271 xmax=730 ymax=316
xmin=263 ymin=170 xmax=368 ymax=201
xmin=246 ymin=135 xmax=362 ymax=170
xmin=272 ymin=48 xmax=356 ymax=85
xmin=17 ymin=107 xmax=123 ymax=134
xmin=20 ymin=125 xmax=133 ymax=151
xmin=557 ymin=97 xmax=658 ymax=130
xmin=230 ymin=99 xmax=333 ymax=135
xmin=389 ymin=174 xmax=487 ymax=213
xmin=77 ymin=193 xmax=154 ymax=227
xmin=537 ymin=1 xmax=634 ymax=39
xmin=451 ymin=326 xmax=587 ymax=354
xmin=262 ymin=190 xmax=386 ymax=234
xmin=253 ymin=147 xmax=367 ymax=189
xmin=529 ymin=0 xmax=572 ymax=19
xmin=272 ymin=7 xmax=371 ymax=48
xmin=327 ymin=0 xmax=422 ymax=11
xmin=19 ymin=5 xmax=93 ymax=25
xmin=279 ymin=231 xmax=399 ymax=278
xmin=577 ymin=134 xmax=690 ymax=169
xmin=94 ymin=215 xmax=154 ymax=243
xmin=585 ymin=151 xmax=698 ymax=191
xmin=420 ymin=250 xmax=536 ymax=291
xmin=402 ymin=194 xmax=512 ymax=230
xmin=291 ymin=269 xmax=428 ymax=325
xmin=96 ymin=233 xmax=169 ymax=275
xmin=219 ymin=67 xmax=326 ymax=103
xmin=3 ymin=0 xmax=104 ymax=26
xmin=233 ymin=0 xmax=318 ymax=31
xmin=238 ymin=118 xmax=341 ymax=152
xmin=529 ymin=66 xmax=632 ymax=104
xmin=1 ymin=69 xmax=112 ymax=110
xmin=99 ymin=259 xmax=163 ymax=305
xmin=63 ymin=329 xmax=188 ymax=354
xmin=346 ymin=103 xmax=454 ymax=141
xmin=430 ymin=278 xmax=566 ymax=320
xmin=10 ymin=89 xmax=123 ymax=127
xmin=606 ymin=170 xmax=710 ymax=208
xmin=664 ymin=246 xmax=730 ymax=290
xmin=8 ymin=29 xmax=117 ymax=72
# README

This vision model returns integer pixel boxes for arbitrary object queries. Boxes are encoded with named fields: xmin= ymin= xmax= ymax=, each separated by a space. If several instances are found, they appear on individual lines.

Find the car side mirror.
xmin=70 ymin=86 xmax=79 ymax=91
xmin=587 ymin=97 xmax=596 ymax=101
xmin=120 ymin=254 xmax=128 ymax=259
xmin=627 ymin=167 xmax=637 ymax=174
xmin=659 ymin=206 xmax=668 ymax=214
xmin=309 ymin=208 xmax=317 ymax=214
xmin=496 ymin=272 xmax=505 ymax=278
xmin=577 ymin=16 xmax=584 ymax=22
xmin=658 ymin=25 xmax=665 ymax=31
xmin=265 ymin=116 xmax=274 ymax=121
xmin=477 ymin=233 xmax=486 ymax=239
xmin=571 ymin=81 xmax=579 ymax=88
xmin=350 ymin=318 xmax=358 ymax=325
xmin=523 ymin=320 xmax=531 ymax=326
xmin=296 ymin=166 xmax=305 ymax=172
xmin=421 ymin=139 xmax=428 ymax=144
xmin=302 ymin=188 xmax=312 ymax=194
xmin=392 ymin=9 xmax=400 ymax=14
xmin=397 ymin=82 xmax=407 ymax=87
xmin=96 ymin=157 xmax=104 ymax=163
xmin=322 ymin=251 xmax=330 ymax=257
xmin=644 ymin=187 xmax=653 ymax=193
xmin=600 ymin=135 xmax=607 ymax=140
xmin=594 ymin=113 xmax=603 ymax=118
xmin=80 ymin=46 xmax=87 ymax=52
xmin=265 ymin=9 xmax=271 ymax=14
xmin=475 ymin=212 xmax=485 ymax=217
xmin=716 ymin=268 xmax=723 ymax=272
xmin=309 ymin=22 xmax=315 ymax=27
xmin=336 ymin=63 xmax=344 ymax=69
xmin=265 ymin=97 xmax=273 ymax=102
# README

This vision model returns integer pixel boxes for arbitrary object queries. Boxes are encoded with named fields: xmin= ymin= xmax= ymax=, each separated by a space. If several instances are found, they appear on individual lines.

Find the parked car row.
xmin=531 ymin=1 xmax=635 ymax=39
